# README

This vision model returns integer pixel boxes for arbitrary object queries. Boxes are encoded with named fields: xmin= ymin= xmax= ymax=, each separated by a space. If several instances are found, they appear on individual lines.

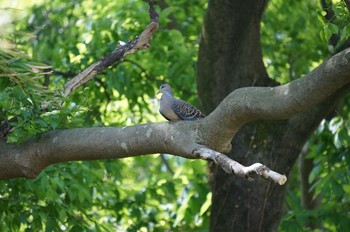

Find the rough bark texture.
xmin=197 ymin=0 xmax=272 ymax=115
xmin=197 ymin=0 xmax=349 ymax=231
xmin=2 ymin=48 xmax=349 ymax=180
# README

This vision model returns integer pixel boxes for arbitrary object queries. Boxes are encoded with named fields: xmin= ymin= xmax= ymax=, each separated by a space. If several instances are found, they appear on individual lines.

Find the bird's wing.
xmin=172 ymin=99 xmax=206 ymax=120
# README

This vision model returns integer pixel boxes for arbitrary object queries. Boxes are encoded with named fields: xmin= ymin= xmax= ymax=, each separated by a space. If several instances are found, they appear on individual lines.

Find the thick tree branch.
xmin=1 ymin=49 xmax=349 ymax=183
xmin=198 ymin=48 xmax=350 ymax=152
xmin=0 ymin=122 xmax=286 ymax=183
xmin=62 ymin=0 xmax=158 ymax=97
xmin=0 ymin=123 xmax=192 ymax=180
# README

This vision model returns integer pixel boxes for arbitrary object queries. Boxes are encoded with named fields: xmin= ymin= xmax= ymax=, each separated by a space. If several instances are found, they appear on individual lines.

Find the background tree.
xmin=0 ymin=0 xmax=350 ymax=232
xmin=197 ymin=0 xmax=350 ymax=231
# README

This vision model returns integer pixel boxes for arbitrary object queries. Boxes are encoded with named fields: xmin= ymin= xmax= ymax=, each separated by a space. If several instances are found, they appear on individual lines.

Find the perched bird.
xmin=157 ymin=84 xmax=206 ymax=121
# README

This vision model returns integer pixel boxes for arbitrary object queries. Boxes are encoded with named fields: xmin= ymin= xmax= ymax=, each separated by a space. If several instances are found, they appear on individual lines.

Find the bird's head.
xmin=157 ymin=84 xmax=173 ymax=96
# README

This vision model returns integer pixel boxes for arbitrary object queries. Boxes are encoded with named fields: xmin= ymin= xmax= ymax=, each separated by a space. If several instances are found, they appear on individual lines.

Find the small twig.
xmin=160 ymin=154 xmax=175 ymax=175
xmin=0 ymin=117 xmax=18 ymax=140
xmin=95 ymin=78 xmax=112 ymax=102
xmin=52 ymin=70 xmax=77 ymax=78
xmin=193 ymin=147 xmax=287 ymax=185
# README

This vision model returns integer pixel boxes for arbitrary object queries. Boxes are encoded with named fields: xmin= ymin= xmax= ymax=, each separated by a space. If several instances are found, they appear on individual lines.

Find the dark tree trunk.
xmin=197 ymin=0 xmax=270 ymax=114
xmin=197 ymin=0 xmax=346 ymax=231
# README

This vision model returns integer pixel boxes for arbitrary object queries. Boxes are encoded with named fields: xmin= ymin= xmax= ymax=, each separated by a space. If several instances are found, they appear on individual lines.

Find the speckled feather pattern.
xmin=172 ymin=99 xmax=205 ymax=120
xmin=158 ymin=84 xmax=205 ymax=121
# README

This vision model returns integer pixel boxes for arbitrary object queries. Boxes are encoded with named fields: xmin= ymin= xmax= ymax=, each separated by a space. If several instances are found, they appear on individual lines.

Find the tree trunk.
xmin=197 ymin=0 xmax=346 ymax=231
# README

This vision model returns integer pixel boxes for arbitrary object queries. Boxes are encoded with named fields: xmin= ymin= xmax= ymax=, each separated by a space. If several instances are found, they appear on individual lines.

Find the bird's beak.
xmin=156 ymin=90 xmax=161 ymax=95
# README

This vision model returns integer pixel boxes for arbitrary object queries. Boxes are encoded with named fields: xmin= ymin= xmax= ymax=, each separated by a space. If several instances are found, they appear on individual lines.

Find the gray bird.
xmin=157 ymin=84 xmax=206 ymax=121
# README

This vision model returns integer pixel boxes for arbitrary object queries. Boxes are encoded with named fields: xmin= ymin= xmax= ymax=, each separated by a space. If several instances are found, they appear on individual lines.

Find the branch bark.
xmin=1 ymin=48 xmax=349 ymax=181
xmin=198 ymin=48 xmax=350 ymax=152
xmin=193 ymin=147 xmax=287 ymax=185
xmin=63 ymin=0 xmax=159 ymax=97
xmin=0 ymin=123 xmax=188 ymax=179
xmin=0 ymin=122 xmax=286 ymax=183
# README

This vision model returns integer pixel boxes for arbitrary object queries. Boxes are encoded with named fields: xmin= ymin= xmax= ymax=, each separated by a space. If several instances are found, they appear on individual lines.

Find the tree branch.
xmin=198 ymin=48 xmax=350 ymax=152
xmin=62 ymin=0 xmax=159 ymax=97
xmin=193 ymin=147 xmax=287 ymax=185
xmin=0 ymin=122 xmax=286 ymax=184
xmin=1 ymin=49 xmax=349 ymax=184
xmin=160 ymin=154 xmax=175 ymax=175
xmin=0 ymin=122 xmax=206 ymax=180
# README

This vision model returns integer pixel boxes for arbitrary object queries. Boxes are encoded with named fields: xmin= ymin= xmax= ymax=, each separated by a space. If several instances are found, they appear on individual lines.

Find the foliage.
xmin=0 ymin=156 xmax=210 ymax=231
xmin=261 ymin=0 xmax=328 ymax=83
xmin=262 ymin=0 xmax=350 ymax=84
xmin=317 ymin=0 xmax=350 ymax=52
xmin=0 ymin=50 xmax=88 ymax=142
xmin=262 ymin=0 xmax=350 ymax=231
xmin=280 ymin=97 xmax=350 ymax=232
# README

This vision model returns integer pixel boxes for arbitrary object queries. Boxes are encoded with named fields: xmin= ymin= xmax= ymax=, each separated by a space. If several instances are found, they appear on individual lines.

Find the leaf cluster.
xmin=0 ymin=156 xmax=210 ymax=231
xmin=281 ymin=97 xmax=350 ymax=231
xmin=0 ymin=49 xmax=92 ymax=143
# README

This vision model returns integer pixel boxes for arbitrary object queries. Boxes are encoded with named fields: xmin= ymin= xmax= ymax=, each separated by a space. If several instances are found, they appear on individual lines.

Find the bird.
xmin=157 ymin=84 xmax=206 ymax=121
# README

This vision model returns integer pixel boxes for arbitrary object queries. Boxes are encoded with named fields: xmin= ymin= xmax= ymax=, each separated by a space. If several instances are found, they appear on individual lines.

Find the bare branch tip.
xmin=192 ymin=147 xmax=287 ymax=185
xmin=277 ymin=175 xmax=287 ymax=185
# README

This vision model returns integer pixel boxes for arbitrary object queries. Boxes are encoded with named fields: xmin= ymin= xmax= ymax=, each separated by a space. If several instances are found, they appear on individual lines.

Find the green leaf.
xmin=309 ymin=165 xmax=321 ymax=184
xmin=199 ymin=192 xmax=212 ymax=216
xmin=58 ymin=209 xmax=67 ymax=222
xmin=328 ymin=117 xmax=342 ymax=134
xmin=174 ymin=191 xmax=194 ymax=227
xmin=328 ymin=23 xmax=339 ymax=34
xmin=49 ymin=119 xmax=59 ymax=129
xmin=343 ymin=184 xmax=350 ymax=194
xmin=317 ymin=12 xmax=326 ymax=25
